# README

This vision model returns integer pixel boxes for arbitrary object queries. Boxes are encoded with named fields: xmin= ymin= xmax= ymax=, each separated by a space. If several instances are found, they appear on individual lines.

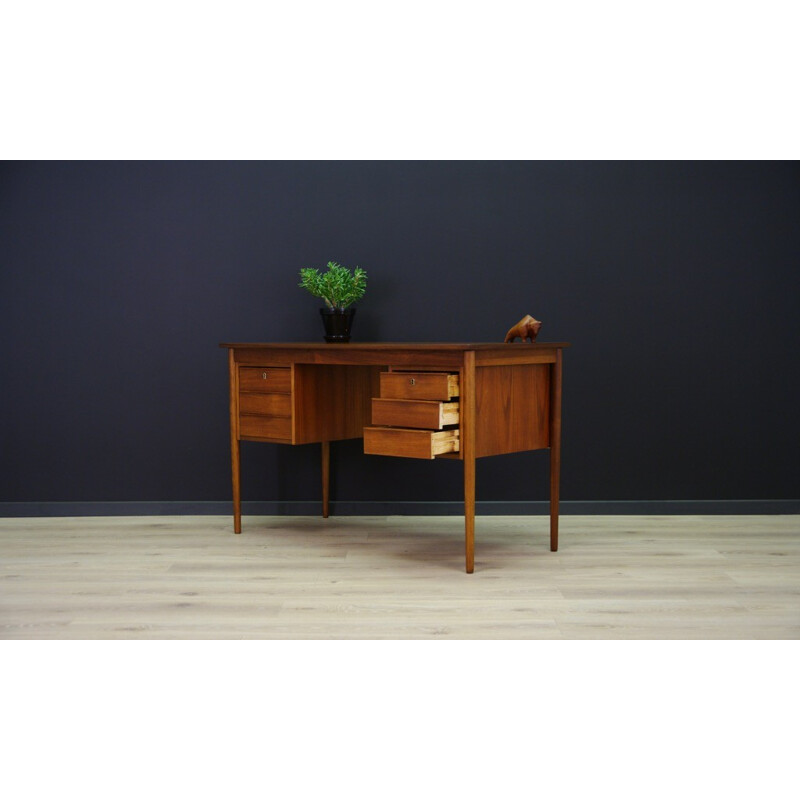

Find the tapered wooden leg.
xmin=463 ymin=351 xmax=476 ymax=573
xmin=228 ymin=349 xmax=241 ymax=534
xmin=231 ymin=437 xmax=241 ymax=534
xmin=464 ymin=454 xmax=475 ymax=573
xmin=549 ymin=350 xmax=562 ymax=551
xmin=321 ymin=440 xmax=330 ymax=519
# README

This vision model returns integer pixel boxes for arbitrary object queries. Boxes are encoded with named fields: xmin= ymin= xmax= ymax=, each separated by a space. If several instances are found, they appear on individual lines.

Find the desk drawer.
xmin=380 ymin=371 xmax=459 ymax=401
xmin=240 ymin=414 xmax=292 ymax=440
xmin=239 ymin=367 xmax=291 ymax=393
xmin=240 ymin=393 xmax=291 ymax=417
xmin=364 ymin=426 xmax=459 ymax=459
xmin=371 ymin=398 xmax=458 ymax=430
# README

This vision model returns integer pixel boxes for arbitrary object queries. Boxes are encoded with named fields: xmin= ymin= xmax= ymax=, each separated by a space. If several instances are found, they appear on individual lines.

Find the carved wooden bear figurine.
xmin=504 ymin=314 xmax=542 ymax=343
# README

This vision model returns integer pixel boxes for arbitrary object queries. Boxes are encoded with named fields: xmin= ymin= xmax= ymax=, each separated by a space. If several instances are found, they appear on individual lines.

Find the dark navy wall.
xmin=1 ymin=161 xmax=798 ymax=510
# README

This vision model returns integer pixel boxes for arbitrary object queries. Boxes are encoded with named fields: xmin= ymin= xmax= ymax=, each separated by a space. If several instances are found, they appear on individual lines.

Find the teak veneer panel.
xmin=239 ymin=393 xmax=292 ymax=417
xmin=371 ymin=398 xmax=459 ymax=430
xmin=233 ymin=347 xmax=464 ymax=369
xmin=380 ymin=372 xmax=459 ymax=401
xmin=475 ymin=363 xmax=550 ymax=457
xmin=239 ymin=367 xmax=291 ymax=393
xmin=222 ymin=342 xmax=571 ymax=351
xmin=293 ymin=364 xmax=380 ymax=444
xmin=223 ymin=343 xmax=571 ymax=371
xmin=474 ymin=349 xmax=558 ymax=366
xmin=240 ymin=414 xmax=292 ymax=441
xmin=364 ymin=426 xmax=460 ymax=459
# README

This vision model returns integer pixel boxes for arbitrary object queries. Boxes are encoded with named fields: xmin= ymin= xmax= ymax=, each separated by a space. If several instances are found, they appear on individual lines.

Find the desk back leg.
xmin=228 ymin=349 xmax=242 ymax=534
xmin=321 ymin=440 xmax=330 ymax=518
xmin=549 ymin=349 xmax=562 ymax=551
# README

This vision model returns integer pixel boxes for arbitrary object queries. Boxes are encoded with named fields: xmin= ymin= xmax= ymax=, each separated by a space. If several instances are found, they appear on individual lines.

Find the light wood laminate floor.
xmin=1 ymin=515 xmax=798 ymax=639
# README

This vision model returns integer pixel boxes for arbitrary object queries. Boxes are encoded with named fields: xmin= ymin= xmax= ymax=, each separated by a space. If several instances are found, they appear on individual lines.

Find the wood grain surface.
xmin=293 ymin=364 xmax=380 ymax=444
xmin=238 ymin=367 xmax=291 ymax=393
xmin=371 ymin=398 xmax=459 ymax=430
xmin=379 ymin=372 xmax=459 ymax=401
xmin=363 ymin=427 xmax=459 ymax=459
xmin=1 ymin=515 xmax=798 ymax=639
xmin=475 ymin=363 xmax=550 ymax=457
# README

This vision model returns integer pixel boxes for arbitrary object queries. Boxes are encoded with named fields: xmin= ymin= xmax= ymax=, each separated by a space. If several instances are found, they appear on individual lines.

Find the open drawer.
xmin=380 ymin=371 xmax=459 ymax=401
xmin=363 ymin=426 xmax=460 ymax=459
xmin=371 ymin=398 xmax=459 ymax=430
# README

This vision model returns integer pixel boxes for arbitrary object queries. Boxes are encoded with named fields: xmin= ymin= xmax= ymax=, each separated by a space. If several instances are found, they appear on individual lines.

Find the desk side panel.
xmin=475 ymin=364 xmax=550 ymax=457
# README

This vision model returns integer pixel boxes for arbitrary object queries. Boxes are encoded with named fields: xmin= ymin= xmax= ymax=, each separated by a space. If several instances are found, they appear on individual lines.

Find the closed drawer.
xmin=239 ymin=367 xmax=291 ymax=393
xmin=380 ymin=371 xmax=459 ymax=401
xmin=240 ymin=393 xmax=291 ymax=417
xmin=364 ymin=426 xmax=459 ymax=459
xmin=240 ymin=414 xmax=291 ymax=440
xmin=371 ymin=398 xmax=459 ymax=430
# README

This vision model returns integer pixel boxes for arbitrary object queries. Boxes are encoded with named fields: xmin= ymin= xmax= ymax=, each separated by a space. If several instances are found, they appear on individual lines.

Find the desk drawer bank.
xmin=220 ymin=343 xmax=569 ymax=573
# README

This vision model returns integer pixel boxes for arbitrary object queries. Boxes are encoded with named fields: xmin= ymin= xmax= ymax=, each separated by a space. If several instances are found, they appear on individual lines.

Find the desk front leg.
xmin=462 ymin=351 xmax=476 ymax=573
xmin=549 ymin=349 xmax=562 ymax=551
xmin=231 ymin=438 xmax=241 ymax=533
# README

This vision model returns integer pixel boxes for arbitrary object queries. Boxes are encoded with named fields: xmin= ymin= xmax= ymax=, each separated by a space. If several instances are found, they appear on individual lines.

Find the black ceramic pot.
xmin=320 ymin=307 xmax=356 ymax=342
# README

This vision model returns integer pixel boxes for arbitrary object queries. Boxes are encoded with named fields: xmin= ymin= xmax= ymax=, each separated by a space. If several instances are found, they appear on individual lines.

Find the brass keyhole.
xmin=409 ymin=378 xmax=416 ymax=386
xmin=262 ymin=372 xmax=267 ymax=379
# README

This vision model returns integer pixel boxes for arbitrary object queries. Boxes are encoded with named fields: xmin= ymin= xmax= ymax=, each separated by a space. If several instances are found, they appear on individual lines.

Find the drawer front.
xmin=364 ymin=426 xmax=459 ymax=459
xmin=371 ymin=398 xmax=459 ymax=430
xmin=239 ymin=367 xmax=291 ymax=393
xmin=240 ymin=414 xmax=292 ymax=440
xmin=239 ymin=392 xmax=291 ymax=417
xmin=380 ymin=371 xmax=459 ymax=401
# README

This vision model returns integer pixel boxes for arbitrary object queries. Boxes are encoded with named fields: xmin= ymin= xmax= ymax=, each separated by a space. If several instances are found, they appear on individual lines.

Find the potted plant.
xmin=298 ymin=261 xmax=367 ymax=342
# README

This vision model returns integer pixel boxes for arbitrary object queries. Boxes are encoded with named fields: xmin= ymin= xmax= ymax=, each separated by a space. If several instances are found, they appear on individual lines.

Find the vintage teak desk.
xmin=220 ymin=342 xmax=569 ymax=573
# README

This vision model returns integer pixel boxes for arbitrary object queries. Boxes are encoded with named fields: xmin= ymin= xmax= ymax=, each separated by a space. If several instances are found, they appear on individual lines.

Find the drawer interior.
xmin=364 ymin=426 xmax=459 ymax=459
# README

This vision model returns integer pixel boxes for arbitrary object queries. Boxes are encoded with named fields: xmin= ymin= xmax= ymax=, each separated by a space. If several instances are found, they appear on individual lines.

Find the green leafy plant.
xmin=298 ymin=261 xmax=367 ymax=310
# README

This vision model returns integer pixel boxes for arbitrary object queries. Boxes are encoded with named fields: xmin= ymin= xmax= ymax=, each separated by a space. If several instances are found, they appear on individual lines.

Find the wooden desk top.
xmin=220 ymin=342 xmax=570 ymax=350
xmin=221 ymin=342 xmax=570 ymax=367
xmin=221 ymin=342 xmax=569 ymax=368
